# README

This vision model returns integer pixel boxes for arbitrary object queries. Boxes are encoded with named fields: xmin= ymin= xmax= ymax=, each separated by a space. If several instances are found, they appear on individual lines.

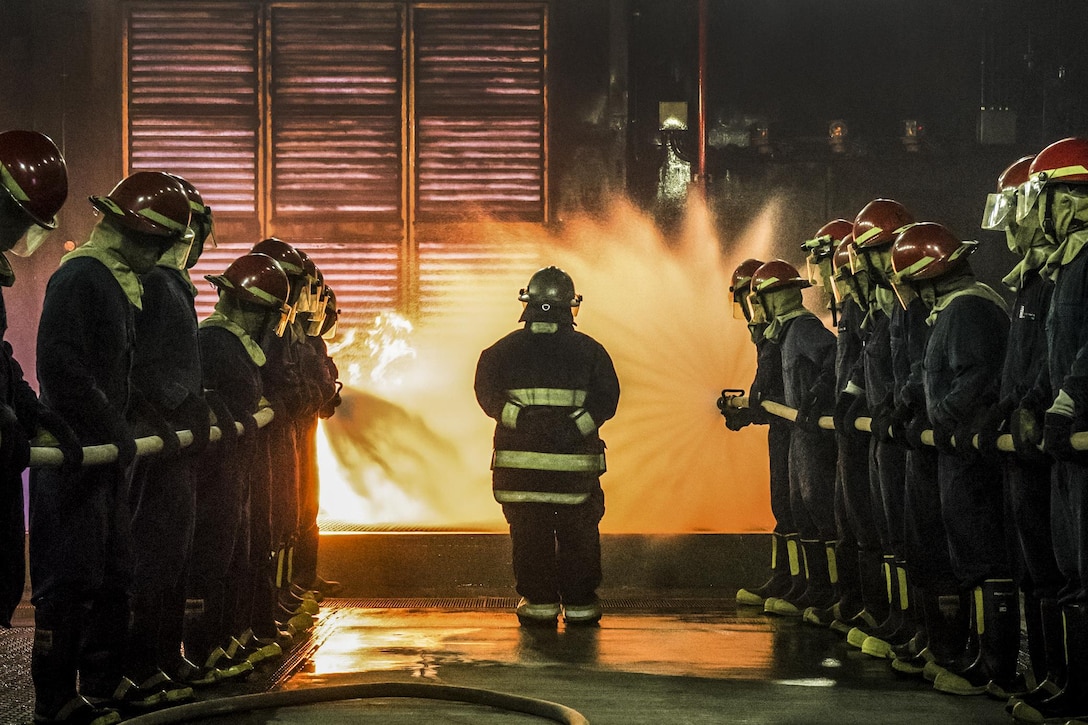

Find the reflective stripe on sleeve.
xmin=569 ymin=408 xmax=596 ymax=436
xmin=493 ymin=449 xmax=606 ymax=473
xmin=501 ymin=401 xmax=521 ymax=429
xmin=507 ymin=388 xmax=587 ymax=407
xmin=494 ymin=490 xmax=591 ymax=505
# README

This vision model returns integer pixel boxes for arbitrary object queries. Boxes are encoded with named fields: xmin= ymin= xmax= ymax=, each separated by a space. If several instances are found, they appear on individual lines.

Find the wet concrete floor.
xmin=177 ymin=602 xmax=1016 ymax=724
xmin=0 ymin=598 xmax=1026 ymax=724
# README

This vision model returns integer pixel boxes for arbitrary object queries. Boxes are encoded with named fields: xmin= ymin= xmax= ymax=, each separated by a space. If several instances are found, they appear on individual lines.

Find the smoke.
xmin=318 ymin=194 xmax=789 ymax=533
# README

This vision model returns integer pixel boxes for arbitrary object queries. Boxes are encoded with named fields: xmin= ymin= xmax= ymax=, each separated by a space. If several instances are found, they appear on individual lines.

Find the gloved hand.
xmin=969 ymin=402 xmax=1010 ymax=458
xmin=835 ymin=393 xmax=869 ymax=437
xmin=36 ymin=405 xmax=83 ymax=476
xmin=953 ymin=420 xmax=980 ymax=461
xmin=175 ymin=392 xmax=212 ymax=457
xmin=319 ymin=381 xmax=343 ymax=420
xmin=903 ymin=413 xmax=930 ymax=450
xmin=869 ymin=401 xmax=896 ymax=443
xmin=204 ymin=390 xmax=238 ymax=448
xmin=1042 ymin=411 xmax=1076 ymax=461
xmin=796 ymin=382 xmax=832 ymax=433
xmin=0 ymin=403 xmax=31 ymax=473
xmin=1009 ymin=407 xmax=1043 ymax=458
xmin=722 ymin=405 xmax=756 ymax=431
xmin=930 ymin=423 xmax=956 ymax=455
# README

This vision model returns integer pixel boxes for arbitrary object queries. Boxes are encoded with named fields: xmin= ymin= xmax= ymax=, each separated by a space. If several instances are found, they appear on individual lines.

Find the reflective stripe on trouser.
xmin=493 ymin=450 xmax=605 ymax=473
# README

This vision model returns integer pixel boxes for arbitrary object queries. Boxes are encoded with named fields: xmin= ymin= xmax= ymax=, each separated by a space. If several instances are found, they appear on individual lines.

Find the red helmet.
xmin=1029 ymin=137 xmax=1088 ymax=185
xmin=832 ymin=234 xmax=855 ymax=273
xmin=729 ymin=258 xmax=764 ymax=294
xmin=853 ymin=199 xmax=915 ymax=249
xmin=891 ymin=222 xmax=977 ymax=282
xmin=205 ymin=253 xmax=291 ymax=310
xmin=251 ymin=237 xmax=304 ymax=278
xmin=90 ymin=171 xmax=191 ymax=239
xmin=751 ymin=259 xmax=811 ymax=293
xmin=802 ymin=218 xmax=853 ymax=260
xmin=0 ymin=129 xmax=68 ymax=229
xmin=981 ymin=155 xmax=1035 ymax=231
xmin=998 ymin=155 xmax=1035 ymax=192
xmin=166 ymin=173 xmax=209 ymax=217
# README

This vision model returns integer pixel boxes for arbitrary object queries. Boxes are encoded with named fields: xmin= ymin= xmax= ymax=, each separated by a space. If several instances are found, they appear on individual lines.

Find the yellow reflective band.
xmin=801 ymin=543 xmax=811 ymax=578
xmin=95 ymin=196 xmax=126 ymax=217
xmin=855 ymin=226 xmax=884 ymax=245
xmin=974 ymin=587 xmax=985 ymax=635
xmin=494 ymin=490 xmax=591 ymax=504
xmin=502 ymin=402 xmax=520 ymax=429
xmin=884 ymin=560 xmax=894 ymax=602
xmin=287 ymin=546 xmax=294 ymax=583
xmin=897 ymin=255 xmax=936 ymax=278
xmin=897 ymin=566 xmax=909 ymax=610
xmin=508 ymin=388 xmax=588 ymax=406
xmin=826 ymin=544 xmax=838 ymax=585
xmin=493 ymin=449 xmax=606 ymax=473
xmin=275 ymin=547 xmax=285 ymax=589
xmin=787 ymin=538 xmax=800 ymax=576
xmin=757 ymin=276 xmax=781 ymax=291
xmin=770 ymin=535 xmax=779 ymax=568
xmin=1048 ymin=164 xmax=1088 ymax=181
xmin=0 ymin=164 xmax=29 ymax=201
xmin=570 ymin=408 xmax=596 ymax=435
xmin=138 ymin=206 xmax=187 ymax=232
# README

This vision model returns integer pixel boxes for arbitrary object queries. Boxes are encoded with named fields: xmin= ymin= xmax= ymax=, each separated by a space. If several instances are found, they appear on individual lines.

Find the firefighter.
xmin=0 ymin=130 xmax=81 ymax=634
xmin=800 ymin=223 xmax=880 ymax=632
xmin=291 ymin=261 xmax=342 ymax=600
xmin=725 ymin=259 xmax=797 ymax=610
xmin=124 ymin=175 xmax=214 ymax=692
xmin=474 ymin=266 xmax=619 ymax=626
xmin=183 ymin=252 xmax=292 ymax=685
xmin=748 ymin=259 xmax=837 ymax=617
xmin=890 ymin=221 xmax=1016 ymax=698
xmin=1009 ymin=137 xmax=1088 ymax=724
xmin=248 ymin=238 xmax=316 ymax=637
xmin=974 ymin=154 xmax=1065 ymax=709
xmin=841 ymin=199 xmax=918 ymax=657
xmin=30 ymin=171 xmax=192 ymax=721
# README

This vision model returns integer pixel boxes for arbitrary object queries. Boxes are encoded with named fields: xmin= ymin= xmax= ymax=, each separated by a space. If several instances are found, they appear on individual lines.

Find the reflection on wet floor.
xmin=276 ymin=605 xmax=1012 ymax=724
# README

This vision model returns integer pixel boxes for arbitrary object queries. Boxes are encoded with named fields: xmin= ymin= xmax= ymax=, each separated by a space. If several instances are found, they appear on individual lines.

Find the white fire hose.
xmin=731 ymin=397 xmax=1088 ymax=452
xmin=25 ymin=406 xmax=275 ymax=468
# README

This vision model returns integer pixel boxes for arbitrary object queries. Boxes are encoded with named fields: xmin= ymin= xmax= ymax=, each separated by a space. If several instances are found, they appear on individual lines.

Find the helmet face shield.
xmin=746 ymin=292 xmax=767 ymax=325
xmin=1016 ymin=176 xmax=1046 ymax=224
xmin=981 ymin=188 xmax=1017 ymax=231
xmin=7 ymin=221 xmax=54 ymax=258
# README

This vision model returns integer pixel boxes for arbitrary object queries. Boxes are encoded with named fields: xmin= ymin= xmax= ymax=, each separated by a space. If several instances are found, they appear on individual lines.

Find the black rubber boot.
xmin=1011 ymin=603 xmax=1088 ymax=723
xmin=934 ymin=580 xmax=1020 ymax=697
xmin=802 ymin=541 xmax=843 ymax=628
xmin=31 ymin=613 xmax=81 ymax=722
xmin=737 ymin=532 xmax=793 ymax=607
xmin=1007 ymin=597 xmax=1067 ymax=713
xmin=764 ymin=535 xmax=805 ymax=616
xmin=863 ymin=561 xmax=916 ymax=659
xmin=920 ymin=591 xmax=970 ymax=683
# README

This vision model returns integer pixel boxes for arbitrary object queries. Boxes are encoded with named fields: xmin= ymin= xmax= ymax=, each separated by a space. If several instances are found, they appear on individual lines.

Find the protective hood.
xmin=199 ymin=309 xmax=267 ymax=366
xmin=923 ymin=274 xmax=1007 ymax=326
xmin=1046 ymin=185 xmax=1088 ymax=243
xmin=1043 ymin=227 xmax=1088 ymax=282
xmin=60 ymin=222 xmax=144 ymax=309
xmin=761 ymin=287 xmax=809 ymax=343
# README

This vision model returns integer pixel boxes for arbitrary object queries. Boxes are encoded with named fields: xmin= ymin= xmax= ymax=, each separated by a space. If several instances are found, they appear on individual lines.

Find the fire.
xmin=318 ymin=194 xmax=800 ymax=533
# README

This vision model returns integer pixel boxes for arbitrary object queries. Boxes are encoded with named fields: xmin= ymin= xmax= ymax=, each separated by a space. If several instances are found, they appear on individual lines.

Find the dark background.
xmin=3 ymin=0 xmax=1087 ymax=368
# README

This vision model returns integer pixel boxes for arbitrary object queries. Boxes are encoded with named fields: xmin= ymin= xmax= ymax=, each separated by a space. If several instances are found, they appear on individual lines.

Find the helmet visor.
xmin=1015 ymin=176 xmax=1046 ymax=223
xmin=980 ymin=188 xmax=1016 ymax=231
xmin=746 ymin=292 xmax=767 ymax=325
xmin=8 ymin=222 xmax=56 ymax=258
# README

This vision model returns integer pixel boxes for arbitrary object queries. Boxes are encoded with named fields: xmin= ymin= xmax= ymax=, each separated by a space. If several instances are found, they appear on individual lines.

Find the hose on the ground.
xmin=120 ymin=682 xmax=590 ymax=725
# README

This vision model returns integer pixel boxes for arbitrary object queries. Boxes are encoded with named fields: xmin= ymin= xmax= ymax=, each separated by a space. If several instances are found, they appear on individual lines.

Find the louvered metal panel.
xmin=270 ymin=4 xmax=404 ymax=218
xmin=191 ymin=238 xmax=402 ymax=331
xmin=413 ymin=5 xmax=546 ymax=220
xmin=126 ymin=3 xmax=261 ymax=216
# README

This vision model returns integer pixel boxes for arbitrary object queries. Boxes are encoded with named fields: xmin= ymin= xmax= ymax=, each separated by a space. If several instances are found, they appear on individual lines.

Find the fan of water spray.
xmin=318 ymin=194 xmax=791 ymax=533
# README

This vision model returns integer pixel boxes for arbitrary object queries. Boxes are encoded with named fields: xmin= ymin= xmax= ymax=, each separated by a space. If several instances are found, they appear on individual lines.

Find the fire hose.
xmin=120 ymin=682 xmax=590 ymax=725
xmin=727 ymin=396 xmax=1088 ymax=453
xmin=24 ymin=406 xmax=275 ymax=468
